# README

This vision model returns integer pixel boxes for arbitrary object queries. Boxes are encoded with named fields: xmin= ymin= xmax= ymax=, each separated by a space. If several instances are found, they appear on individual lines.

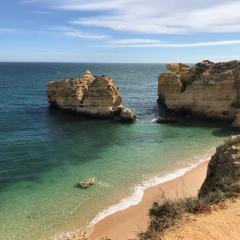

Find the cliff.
xmin=46 ymin=70 xmax=136 ymax=121
xmin=158 ymin=60 xmax=240 ymax=126
xmin=199 ymin=136 xmax=240 ymax=198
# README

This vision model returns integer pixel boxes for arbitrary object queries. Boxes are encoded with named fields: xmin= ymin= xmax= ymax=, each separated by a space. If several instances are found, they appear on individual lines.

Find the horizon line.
xmin=1 ymin=60 xmax=238 ymax=64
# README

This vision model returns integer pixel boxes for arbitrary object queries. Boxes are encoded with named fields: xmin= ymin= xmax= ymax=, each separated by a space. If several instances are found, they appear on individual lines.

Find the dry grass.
xmin=138 ymin=197 xmax=213 ymax=240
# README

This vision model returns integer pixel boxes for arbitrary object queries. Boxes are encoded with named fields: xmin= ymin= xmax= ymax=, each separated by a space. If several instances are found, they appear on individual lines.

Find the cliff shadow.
xmin=156 ymin=103 xmax=239 ymax=137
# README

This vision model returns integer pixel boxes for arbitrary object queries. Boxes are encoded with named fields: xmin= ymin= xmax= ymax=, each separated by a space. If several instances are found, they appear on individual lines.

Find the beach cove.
xmin=89 ymin=159 xmax=210 ymax=240
xmin=0 ymin=63 xmax=236 ymax=240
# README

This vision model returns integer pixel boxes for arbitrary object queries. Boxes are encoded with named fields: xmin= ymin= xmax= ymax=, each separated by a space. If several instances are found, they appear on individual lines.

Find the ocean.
xmin=0 ymin=63 xmax=236 ymax=240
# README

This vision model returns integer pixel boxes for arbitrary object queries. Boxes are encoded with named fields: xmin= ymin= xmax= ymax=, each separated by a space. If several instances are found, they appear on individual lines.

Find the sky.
xmin=1 ymin=0 xmax=240 ymax=63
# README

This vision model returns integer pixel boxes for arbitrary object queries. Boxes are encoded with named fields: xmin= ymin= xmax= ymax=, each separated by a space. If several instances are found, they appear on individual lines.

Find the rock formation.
xmin=166 ymin=63 xmax=190 ymax=73
xmin=158 ymin=60 xmax=240 ymax=126
xmin=199 ymin=136 xmax=240 ymax=198
xmin=46 ymin=70 xmax=136 ymax=121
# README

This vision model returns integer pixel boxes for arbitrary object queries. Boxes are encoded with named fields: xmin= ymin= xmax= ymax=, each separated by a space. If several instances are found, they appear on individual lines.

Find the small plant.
xmin=148 ymin=200 xmax=183 ymax=232
xmin=138 ymin=197 xmax=214 ymax=239
xmin=138 ymin=200 xmax=183 ymax=240
xmin=192 ymin=203 xmax=211 ymax=214
xmin=180 ymin=197 xmax=201 ymax=213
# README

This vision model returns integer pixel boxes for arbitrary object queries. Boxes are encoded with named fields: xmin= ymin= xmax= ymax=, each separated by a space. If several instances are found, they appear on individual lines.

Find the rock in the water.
xmin=78 ymin=177 xmax=96 ymax=189
xmin=46 ymin=70 xmax=136 ymax=121
xmin=199 ymin=136 xmax=240 ymax=198
xmin=158 ymin=60 xmax=240 ymax=127
xmin=155 ymin=117 xmax=177 ymax=124
xmin=120 ymin=107 xmax=136 ymax=122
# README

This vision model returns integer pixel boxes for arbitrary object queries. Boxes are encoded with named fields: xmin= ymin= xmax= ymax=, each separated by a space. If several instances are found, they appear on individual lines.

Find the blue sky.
xmin=1 ymin=0 xmax=240 ymax=63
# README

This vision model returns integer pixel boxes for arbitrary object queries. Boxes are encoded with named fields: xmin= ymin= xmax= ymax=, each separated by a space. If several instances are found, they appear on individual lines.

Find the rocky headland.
xmin=158 ymin=60 xmax=240 ymax=127
xmin=46 ymin=70 xmax=136 ymax=122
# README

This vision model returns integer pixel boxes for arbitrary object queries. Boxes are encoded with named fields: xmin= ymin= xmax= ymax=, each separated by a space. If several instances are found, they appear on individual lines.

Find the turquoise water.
xmin=0 ymin=63 xmax=236 ymax=240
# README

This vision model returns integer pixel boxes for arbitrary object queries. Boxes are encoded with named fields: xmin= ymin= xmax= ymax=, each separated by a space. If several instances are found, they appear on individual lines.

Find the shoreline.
xmin=89 ymin=154 xmax=211 ymax=227
xmin=87 ymin=153 xmax=212 ymax=240
xmin=56 ymin=151 xmax=214 ymax=240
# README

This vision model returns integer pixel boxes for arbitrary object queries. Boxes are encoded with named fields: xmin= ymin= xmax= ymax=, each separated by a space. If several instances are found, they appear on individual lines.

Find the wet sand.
xmin=89 ymin=161 xmax=209 ymax=240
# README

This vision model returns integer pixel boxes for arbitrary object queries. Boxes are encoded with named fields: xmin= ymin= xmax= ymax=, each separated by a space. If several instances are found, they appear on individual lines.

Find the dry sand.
xmin=162 ymin=198 xmax=240 ymax=240
xmin=89 ymin=161 xmax=209 ymax=240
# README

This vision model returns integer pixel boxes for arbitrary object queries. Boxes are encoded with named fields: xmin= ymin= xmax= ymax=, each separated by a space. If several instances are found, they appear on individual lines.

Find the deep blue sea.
xmin=0 ymin=63 xmax=236 ymax=240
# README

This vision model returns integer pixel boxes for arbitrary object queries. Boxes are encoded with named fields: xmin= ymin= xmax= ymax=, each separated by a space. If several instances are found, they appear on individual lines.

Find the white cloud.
xmin=22 ymin=0 xmax=126 ymax=10
xmin=51 ymin=26 xmax=109 ymax=40
xmin=110 ymin=39 xmax=240 ymax=48
xmin=70 ymin=0 xmax=240 ymax=34
xmin=65 ymin=31 xmax=108 ymax=40
xmin=24 ymin=0 xmax=240 ymax=34
xmin=112 ymin=38 xmax=165 ymax=45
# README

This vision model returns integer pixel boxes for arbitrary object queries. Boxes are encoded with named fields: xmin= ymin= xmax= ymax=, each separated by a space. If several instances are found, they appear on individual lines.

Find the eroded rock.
xmin=199 ymin=136 xmax=240 ymax=198
xmin=46 ymin=70 xmax=136 ymax=121
xmin=158 ymin=60 xmax=240 ymax=126
xmin=120 ymin=107 xmax=136 ymax=122
xmin=166 ymin=63 xmax=190 ymax=73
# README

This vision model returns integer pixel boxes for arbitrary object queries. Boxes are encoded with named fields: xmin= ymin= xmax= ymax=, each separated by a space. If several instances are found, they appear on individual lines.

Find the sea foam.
xmin=89 ymin=157 xmax=209 ymax=227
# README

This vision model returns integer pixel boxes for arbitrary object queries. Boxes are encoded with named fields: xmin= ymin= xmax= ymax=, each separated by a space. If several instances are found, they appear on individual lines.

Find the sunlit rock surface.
xmin=46 ymin=70 xmax=136 ymax=121
xmin=158 ymin=60 xmax=240 ymax=126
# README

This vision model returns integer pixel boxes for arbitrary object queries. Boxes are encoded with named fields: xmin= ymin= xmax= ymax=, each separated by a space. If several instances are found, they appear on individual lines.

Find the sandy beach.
xmin=89 ymin=160 xmax=209 ymax=240
xmin=161 ymin=197 xmax=240 ymax=240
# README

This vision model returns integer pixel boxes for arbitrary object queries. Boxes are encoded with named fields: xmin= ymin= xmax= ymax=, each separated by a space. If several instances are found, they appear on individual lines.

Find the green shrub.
xmin=138 ymin=200 xmax=183 ymax=240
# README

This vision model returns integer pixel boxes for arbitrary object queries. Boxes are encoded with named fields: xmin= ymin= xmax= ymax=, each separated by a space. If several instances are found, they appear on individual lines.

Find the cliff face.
xmin=199 ymin=136 xmax=240 ymax=198
xmin=158 ymin=60 xmax=240 ymax=125
xmin=46 ymin=70 xmax=136 ymax=121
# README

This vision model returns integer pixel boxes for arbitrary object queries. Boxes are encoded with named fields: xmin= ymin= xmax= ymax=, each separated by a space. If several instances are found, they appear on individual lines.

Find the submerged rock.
xmin=46 ymin=70 xmax=136 ymax=121
xmin=77 ymin=177 xmax=96 ymax=189
xmin=154 ymin=117 xmax=177 ymax=124
xmin=158 ymin=60 xmax=240 ymax=127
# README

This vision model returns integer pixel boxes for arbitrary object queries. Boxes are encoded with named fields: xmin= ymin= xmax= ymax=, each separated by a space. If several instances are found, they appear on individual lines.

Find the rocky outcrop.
xmin=158 ymin=60 xmax=240 ymax=126
xmin=199 ymin=136 xmax=240 ymax=198
xmin=166 ymin=63 xmax=190 ymax=73
xmin=46 ymin=70 xmax=136 ymax=121
xmin=120 ymin=107 xmax=137 ymax=121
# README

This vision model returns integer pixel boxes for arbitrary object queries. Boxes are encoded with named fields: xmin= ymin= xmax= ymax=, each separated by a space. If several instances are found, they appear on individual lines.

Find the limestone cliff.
xmin=158 ymin=60 xmax=240 ymax=126
xmin=199 ymin=136 xmax=240 ymax=198
xmin=46 ymin=70 xmax=136 ymax=121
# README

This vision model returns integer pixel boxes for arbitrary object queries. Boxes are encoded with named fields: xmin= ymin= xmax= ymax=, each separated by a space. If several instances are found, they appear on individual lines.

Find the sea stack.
xmin=158 ymin=60 xmax=240 ymax=127
xmin=46 ymin=70 xmax=136 ymax=122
